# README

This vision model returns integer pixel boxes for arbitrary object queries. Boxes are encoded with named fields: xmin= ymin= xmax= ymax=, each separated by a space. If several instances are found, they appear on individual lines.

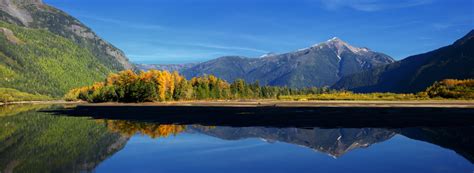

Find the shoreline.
xmin=84 ymin=100 xmax=474 ymax=108
xmin=2 ymin=100 xmax=474 ymax=108
xmin=0 ymin=100 xmax=83 ymax=106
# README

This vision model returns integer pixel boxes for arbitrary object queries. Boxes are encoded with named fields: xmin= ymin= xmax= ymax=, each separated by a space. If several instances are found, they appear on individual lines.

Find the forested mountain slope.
xmin=0 ymin=0 xmax=133 ymax=70
xmin=0 ymin=0 xmax=134 ymax=97
xmin=333 ymin=30 xmax=474 ymax=93
xmin=0 ymin=22 xmax=110 ymax=96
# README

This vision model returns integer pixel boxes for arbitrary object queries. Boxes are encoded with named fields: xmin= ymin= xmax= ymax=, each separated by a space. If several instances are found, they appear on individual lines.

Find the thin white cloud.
xmin=138 ymin=39 xmax=270 ymax=54
xmin=185 ymin=42 xmax=269 ymax=53
xmin=77 ymin=14 xmax=164 ymax=30
xmin=432 ymin=19 xmax=474 ymax=31
xmin=432 ymin=23 xmax=452 ymax=30
xmin=64 ymin=9 xmax=282 ymax=54
xmin=319 ymin=0 xmax=433 ymax=12
xmin=119 ymin=39 xmax=268 ymax=63
xmin=376 ymin=20 xmax=423 ymax=29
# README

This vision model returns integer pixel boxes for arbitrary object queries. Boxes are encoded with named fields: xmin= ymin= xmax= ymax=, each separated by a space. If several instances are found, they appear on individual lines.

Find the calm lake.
xmin=1 ymin=104 xmax=473 ymax=173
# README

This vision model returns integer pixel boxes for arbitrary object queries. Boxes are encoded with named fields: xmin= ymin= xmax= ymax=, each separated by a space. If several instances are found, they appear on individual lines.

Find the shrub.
xmin=425 ymin=79 xmax=474 ymax=99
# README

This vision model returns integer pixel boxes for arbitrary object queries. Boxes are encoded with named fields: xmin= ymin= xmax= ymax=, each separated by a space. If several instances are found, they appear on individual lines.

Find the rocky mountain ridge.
xmin=179 ymin=38 xmax=394 ymax=87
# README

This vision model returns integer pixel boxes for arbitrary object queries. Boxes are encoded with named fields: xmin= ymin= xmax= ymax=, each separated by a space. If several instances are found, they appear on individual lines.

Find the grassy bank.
xmin=0 ymin=88 xmax=52 ymax=103
xmin=278 ymin=92 xmax=424 ymax=101
xmin=280 ymin=79 xmax=474 ymax=101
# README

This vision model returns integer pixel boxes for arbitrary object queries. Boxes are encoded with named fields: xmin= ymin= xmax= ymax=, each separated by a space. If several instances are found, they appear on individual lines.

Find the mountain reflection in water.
xmin=102 ymin=120 xmax=474 ymax=162
xmin=1 ymin=104 xmax=473 ymax=173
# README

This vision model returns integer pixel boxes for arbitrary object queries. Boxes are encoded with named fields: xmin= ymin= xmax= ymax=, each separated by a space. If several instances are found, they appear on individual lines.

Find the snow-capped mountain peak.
xmin=259 ymin=52 xmax=277 ymax=58
xmin=322 ymin=37 xmax=371 ymax=56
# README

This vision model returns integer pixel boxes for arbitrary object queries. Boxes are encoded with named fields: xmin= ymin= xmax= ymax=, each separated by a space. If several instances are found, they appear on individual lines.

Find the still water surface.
xmin=0 ymin=104 xmax=473 ymax=173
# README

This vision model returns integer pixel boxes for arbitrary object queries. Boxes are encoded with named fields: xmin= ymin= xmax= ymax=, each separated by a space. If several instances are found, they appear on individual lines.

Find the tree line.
xmin=65 ymin=70 xmax=474 ymax=102
xmin=65 ymin=70 xmax=337 ymax=103
xmin=423 ymin=79 xmax=474 ymax=99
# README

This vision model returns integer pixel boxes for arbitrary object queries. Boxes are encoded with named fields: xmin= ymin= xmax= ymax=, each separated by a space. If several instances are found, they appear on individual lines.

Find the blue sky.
xmin=45 ymin=0 xmax=473 ymax=64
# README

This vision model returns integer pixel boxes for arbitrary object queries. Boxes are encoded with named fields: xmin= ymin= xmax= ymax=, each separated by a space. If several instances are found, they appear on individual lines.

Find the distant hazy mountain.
xmin=333 ymin=30 xmax=474 ymax=93
xmin=181 ymin=37 xmax=394 ymax=87
xmin=136 ymin=63 xmax=197 ymax=72
xmin=0 ymin=0 xmax=133 ymax=71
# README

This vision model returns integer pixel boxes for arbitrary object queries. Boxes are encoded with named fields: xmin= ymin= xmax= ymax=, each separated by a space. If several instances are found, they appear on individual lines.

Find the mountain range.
xmin=180 ymin=37 xmax=394 ymax=88
xmin=142 ymin=31 xmax=473 ymax=92
xmin=136 ymin=63 xmax=196 ymax=73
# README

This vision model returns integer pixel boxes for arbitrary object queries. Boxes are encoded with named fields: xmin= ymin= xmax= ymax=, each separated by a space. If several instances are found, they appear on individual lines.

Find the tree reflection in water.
xmin=101 ymin=120 xmax=187 ymax=138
